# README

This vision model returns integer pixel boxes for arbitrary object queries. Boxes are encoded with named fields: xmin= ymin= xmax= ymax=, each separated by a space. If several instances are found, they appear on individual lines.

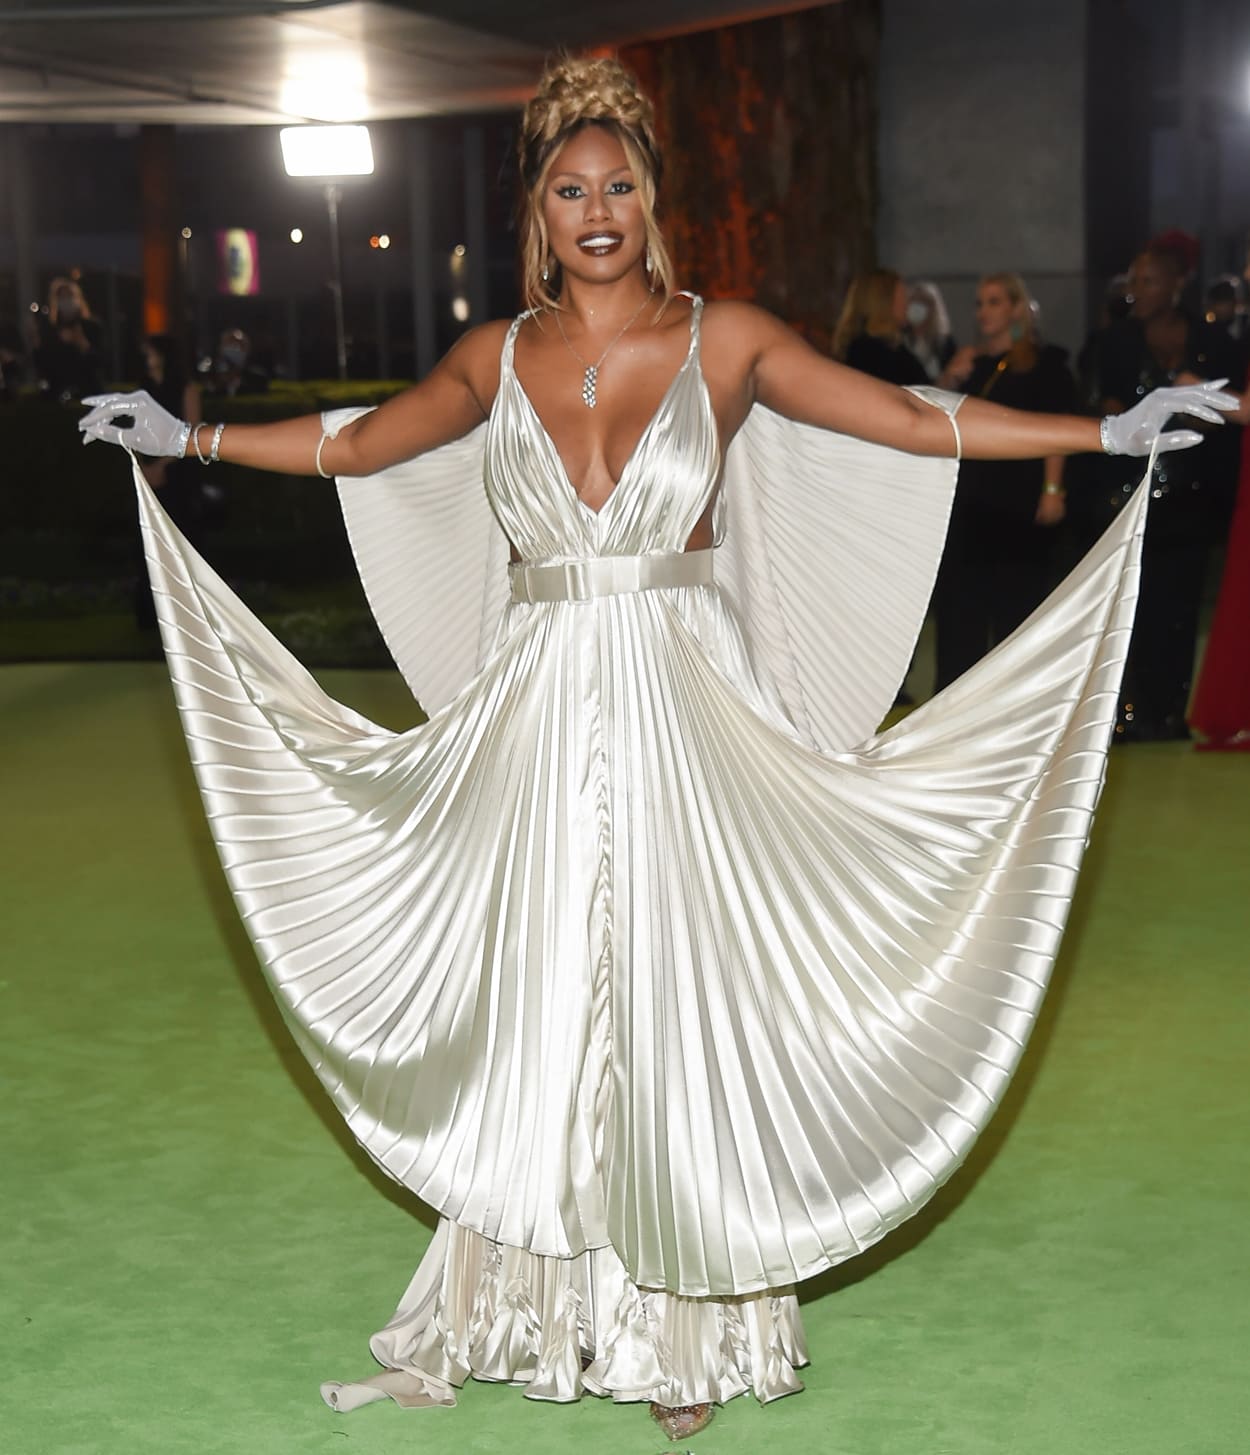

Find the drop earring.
xmin=542 ymin=259 xmax=549 ymax=283
xmin=645 ymin=245 xmax=653 ymax=275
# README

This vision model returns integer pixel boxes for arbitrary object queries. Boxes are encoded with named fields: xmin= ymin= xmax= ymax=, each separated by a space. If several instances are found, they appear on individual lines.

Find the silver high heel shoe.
xmin=650 ymin=1400 xmax=716 ymax=1440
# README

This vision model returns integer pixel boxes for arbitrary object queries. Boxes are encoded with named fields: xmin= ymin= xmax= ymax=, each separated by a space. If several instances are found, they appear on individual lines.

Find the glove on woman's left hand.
xmin=1100 ymin=379 xmax=1239 ymax=456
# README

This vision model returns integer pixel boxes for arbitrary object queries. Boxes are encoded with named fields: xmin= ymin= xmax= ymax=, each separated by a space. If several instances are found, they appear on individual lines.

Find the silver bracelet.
xmin=209 ymin=422 xmax=226 ymax=462
xmin=191 ymin=422 xmax=210 ymax=465
xmin=173 ymin=419 xmax=192 ymax=460
xmin=315 ymin=431 xmax=333 ymax=479
xmin=1099 ymin=417 xmax=1114 ymax=455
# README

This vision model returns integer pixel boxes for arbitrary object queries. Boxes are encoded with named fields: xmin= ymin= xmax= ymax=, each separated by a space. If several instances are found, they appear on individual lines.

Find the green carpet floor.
xmin=3 ymin=661 xmax=1246 ymax=1455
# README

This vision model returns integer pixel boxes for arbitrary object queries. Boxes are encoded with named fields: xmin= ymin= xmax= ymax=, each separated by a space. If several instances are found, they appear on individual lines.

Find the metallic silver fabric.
xmin=133 ymin=296 xmax=1148 ymax=1409
xmin=509 ymin=547 xmax=714 ymax=604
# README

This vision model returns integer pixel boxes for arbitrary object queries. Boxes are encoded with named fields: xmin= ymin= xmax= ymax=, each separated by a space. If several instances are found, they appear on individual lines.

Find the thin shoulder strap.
xmin=501 ymin=311 xmax=532 ymax=376
xmin=673 ymin=291 xmax=703 ymax=359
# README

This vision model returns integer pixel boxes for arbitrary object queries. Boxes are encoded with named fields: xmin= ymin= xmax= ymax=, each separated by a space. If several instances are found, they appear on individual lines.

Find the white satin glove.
xmin=79 ymin=390 xmax=190 ymax=456
xmin=1099 ymin=379 xmax=1238 ymax=456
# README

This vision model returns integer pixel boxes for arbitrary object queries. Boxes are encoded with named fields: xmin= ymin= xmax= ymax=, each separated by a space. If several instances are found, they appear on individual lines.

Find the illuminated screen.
xmin=216 ymin=229 xmax=260 ymax=296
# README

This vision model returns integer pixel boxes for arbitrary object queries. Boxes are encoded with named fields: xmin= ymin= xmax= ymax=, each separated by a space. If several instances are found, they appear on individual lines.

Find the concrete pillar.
xmin=877 ymin=0 xmax=1088 ymax=352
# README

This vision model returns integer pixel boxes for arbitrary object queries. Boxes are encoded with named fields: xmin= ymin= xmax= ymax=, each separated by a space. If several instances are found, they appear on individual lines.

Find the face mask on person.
xmin=218 ymin=345 xmax=246 ymax=370
xmin=905 ymin=300 xmax=930 ymax=327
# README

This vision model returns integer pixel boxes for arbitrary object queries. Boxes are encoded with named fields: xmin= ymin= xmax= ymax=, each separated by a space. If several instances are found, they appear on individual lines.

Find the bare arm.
xmin=83 ymin=321 xmax=507 ymax=476
xmin=182 ymin=379 xmax=202 ymax=424
xmin=218 ymin=324 xmax=505 ymax=476
xmin=725 ymin=304 xmax=1104 ymax=459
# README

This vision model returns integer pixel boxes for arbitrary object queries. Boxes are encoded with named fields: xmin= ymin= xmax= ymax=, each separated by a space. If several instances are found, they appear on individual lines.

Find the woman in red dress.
xmin=1189 ymin=398 xmax=1250 ymax=749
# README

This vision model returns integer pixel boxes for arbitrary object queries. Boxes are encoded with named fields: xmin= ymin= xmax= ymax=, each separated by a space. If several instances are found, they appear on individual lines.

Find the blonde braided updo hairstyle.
xmin=517 ymin=56 xmax=675 ymax=313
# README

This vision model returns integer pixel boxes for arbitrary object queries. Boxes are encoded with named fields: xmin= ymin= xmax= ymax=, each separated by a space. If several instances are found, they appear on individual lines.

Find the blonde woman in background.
xmin=832 ymin=266 xmax=929 ymax=385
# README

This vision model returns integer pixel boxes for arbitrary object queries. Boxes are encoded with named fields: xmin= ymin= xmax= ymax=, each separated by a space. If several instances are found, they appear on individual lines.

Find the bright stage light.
xmin=280 ymin=125 xmax=374 ymax=178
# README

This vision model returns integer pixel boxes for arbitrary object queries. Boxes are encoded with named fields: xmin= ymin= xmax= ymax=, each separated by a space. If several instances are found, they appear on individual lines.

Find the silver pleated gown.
xmin=133 ymin=298 xmax=1147 ymax=1409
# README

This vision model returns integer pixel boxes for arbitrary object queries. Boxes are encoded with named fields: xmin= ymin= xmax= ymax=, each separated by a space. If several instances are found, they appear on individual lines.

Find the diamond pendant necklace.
xmin=554 ymin=292 xmax=654 ymax=408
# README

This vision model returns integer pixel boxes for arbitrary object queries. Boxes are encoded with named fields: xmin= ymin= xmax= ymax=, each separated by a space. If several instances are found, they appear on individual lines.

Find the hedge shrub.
xmin=0 ymin=383 xmax=414 ymax=586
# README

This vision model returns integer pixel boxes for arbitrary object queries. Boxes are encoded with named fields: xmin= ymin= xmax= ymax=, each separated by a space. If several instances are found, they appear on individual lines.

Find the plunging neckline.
xmin=506 ymin=311 xmax=699 ymax=519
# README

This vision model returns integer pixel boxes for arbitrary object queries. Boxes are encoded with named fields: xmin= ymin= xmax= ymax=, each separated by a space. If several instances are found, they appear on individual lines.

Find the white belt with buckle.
xmin=509 ymin=549 xmax=714 ymax=604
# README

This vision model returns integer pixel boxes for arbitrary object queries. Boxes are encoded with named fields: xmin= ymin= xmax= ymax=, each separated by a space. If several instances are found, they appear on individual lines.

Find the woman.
xmin=903 ymin=279 xmax=957 ymax=382
xmin=832 ymin=267 xmax=929 ymax=385
xmin=79 ymin=57 xmax=1232 ymax=1442
xmin=1080 ymin=239 xmax=1242 ymax=741
xmin=1189 ymin=423 xmax=1250 ymax=748
xmin=1189 ymin=367 xmax=1250 ymax=748
xmin=930 ymin=272 xmax=1077 ymax=690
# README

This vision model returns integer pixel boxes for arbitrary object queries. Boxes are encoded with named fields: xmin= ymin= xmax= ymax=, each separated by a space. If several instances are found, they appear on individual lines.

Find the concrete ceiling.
xmin=0 ymin=0 xmax=817 ymax=125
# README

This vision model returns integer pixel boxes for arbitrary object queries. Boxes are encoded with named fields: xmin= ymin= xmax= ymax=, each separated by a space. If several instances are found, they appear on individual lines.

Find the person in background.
xmin=1189 ymin=240 xmax=1250 ymax=749
xmin=834 ymin=269 xmax=930 ymax=701
xmin=32 ymin=276 xmax=104 ymax=402
xmin=1079 ymin=234 xmax=1242 ymax=742
xmin=1201 ymin=277 xmax=1248 ymax=383
xmin=203 ymin=327 xmax=269 ymax=397
xmin=1203 ymin=277 xmax=1241 ymax=335
xmin=1077 ymin=274 xmax=1132 ymax=392
xmin=1104 ymin=273 xmax=1132 ymax=325
xmin=903 ymin=280 xmax=957 ymax=382
xmin=930 ymin=272 xmax=1077 ymax=691
xmin=832 ymin=268 xmax=929 ymax=386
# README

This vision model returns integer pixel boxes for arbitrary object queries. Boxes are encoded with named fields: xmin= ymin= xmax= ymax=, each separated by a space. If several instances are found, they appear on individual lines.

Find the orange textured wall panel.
xmin=623 ymin=1 xmax=879 ymax=351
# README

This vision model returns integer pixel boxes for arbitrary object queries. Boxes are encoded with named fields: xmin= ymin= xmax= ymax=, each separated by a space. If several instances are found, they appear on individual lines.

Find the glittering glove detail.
xmin=1099 ymin=379 xmax=1238 ymax=456
xmin=78 ymin=390 xmax=190 ymax=456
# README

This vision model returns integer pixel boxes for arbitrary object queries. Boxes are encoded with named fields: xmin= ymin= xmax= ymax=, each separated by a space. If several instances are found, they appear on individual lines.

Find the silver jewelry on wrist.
xmin=192 ymin=422 xmax=210 ymax=464
xmin=174 ymin=420 xmax=192 ymax=460
xmin=315 ymin=431 xmax=332 ymax=479
xmin=1099 ymin=416 xmax=1114 ymax=455
xmin=209 ymin=422 xmax=225 ymax=462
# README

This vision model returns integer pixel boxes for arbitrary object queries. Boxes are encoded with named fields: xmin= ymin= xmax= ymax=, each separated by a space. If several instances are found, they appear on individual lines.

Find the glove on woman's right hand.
xmin=1100 ymin=379 xmax=1239 ymax=456
xmin=79 ymin=390 xmax=189 ymax=456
